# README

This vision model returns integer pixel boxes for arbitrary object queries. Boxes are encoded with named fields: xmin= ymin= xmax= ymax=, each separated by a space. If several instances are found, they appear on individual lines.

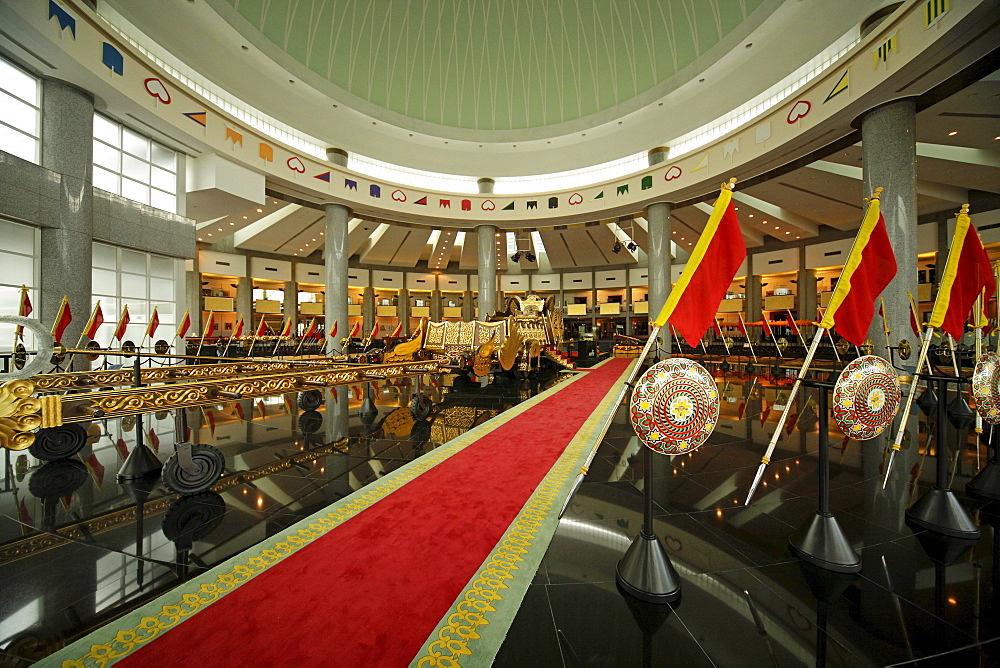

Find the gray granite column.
xmin=431 ymin=289 xmax=442 ymax=322
xmin=646 ymin=201 xmax=671 ymax=354
xmin=283 ymin=280 xmax=298 ymax=334
xmin=860 ymin=100 xmax=920 ymax=522
xmin=40 ymin=80 xmax=94 ymax=368
xmin=477 ymin=225 xmax=498 ymax=320
xmin=797 ymin=269 xmax=817 ymax=322
xmin=362 ymin=287 xmax=375 ymax=335
xmin=462 ymin=289 xmax=474 ymax=321
xmin=185 ymin=252 xmax=202 ymax=351
xmin=746 ymin=275 xmax=763 ymax=323
xmin=398 ymin=288 xmax=410 ymax=336
xmin=235 ymin=277 xmax=253 ymax=335
xmin=324 ymin=203 xmax=350 ymax=355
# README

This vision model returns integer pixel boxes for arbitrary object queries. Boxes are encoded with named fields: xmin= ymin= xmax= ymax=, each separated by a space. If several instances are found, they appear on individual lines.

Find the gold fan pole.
xmin=558 ymin=324 xmax=663 ymax=519
xmin=974 ymin=293 xmax=984 ymax=468
xmin=882 ymin=327 xmax=936 ymax=488
xmin=745 ymin=326 xmax=825 ymax=505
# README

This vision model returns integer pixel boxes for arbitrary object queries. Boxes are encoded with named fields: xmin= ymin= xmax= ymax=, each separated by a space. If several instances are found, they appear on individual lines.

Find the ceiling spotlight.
xmin=612 ymin=241 xmax=622 ymax=254
xmin=524 ymin=252 xmax=536 ymax=262
xmin=626 ymin=241 xmax=638 ymax=252
xmin=511 ymin=251 xmax=522 ymax=262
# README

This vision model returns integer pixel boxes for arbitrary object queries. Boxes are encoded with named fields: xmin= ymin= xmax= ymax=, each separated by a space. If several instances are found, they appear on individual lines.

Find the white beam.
xmin=809 ymin=161 xmax=969 ymax=203
xmin=916 ymin=142 xmax=1000 ymax=168
xmin=233 ymin=204 xmax=301 ymax=246
xmin=732 ymin=192 xmax=819 ymax=236
xmin=695 ymin=202 xmax=764 ymax=246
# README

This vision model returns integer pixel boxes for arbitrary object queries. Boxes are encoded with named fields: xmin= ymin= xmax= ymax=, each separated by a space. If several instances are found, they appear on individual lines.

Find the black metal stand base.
xmin=906 ymin=487 xmax=981 ymax=539
xmin=788 ymin=512 xmax=861 ymax=574
xmin=616 ymin=532 xmax=681 ymax=604
xmin=967 ymin=462 xmax=1000 ymax=502
xmin=117 ymin=444 xmax=162 ymax=481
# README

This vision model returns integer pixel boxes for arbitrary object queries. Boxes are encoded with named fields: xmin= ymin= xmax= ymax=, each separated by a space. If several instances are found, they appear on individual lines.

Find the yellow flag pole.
xmin=880 ymin=297 xmax=892 ymax=356
xmin=738 ymin=312 xmax=757 ymax=363
xmin=745 ymin=326 xmax=825 ymax=505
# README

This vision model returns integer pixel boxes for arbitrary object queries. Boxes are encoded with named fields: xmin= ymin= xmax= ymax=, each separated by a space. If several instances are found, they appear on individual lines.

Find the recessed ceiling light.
xmin=229 ymin=222 xmax=235 ymax=225
xmin=948 ymin=131 xmax=958 ymax=136
xmin=207 ymin=233 xmax=212 ymax=236
xmin=197 ymin=237 xmax=203 ymax=241
xmin=748 ymin=214 xmax=753 ymax=218
xmin=256 ymin=208 xmax=263 ymax=213
xmin=243 ymin=216 xmax=248 ymax=219
xmin=785 ymin=231 xmax=790 ymax=235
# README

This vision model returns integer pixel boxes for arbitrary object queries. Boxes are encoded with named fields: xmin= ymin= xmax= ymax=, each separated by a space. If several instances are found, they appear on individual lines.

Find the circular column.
xmin=324 ymin=203 xmax=351 ymax=355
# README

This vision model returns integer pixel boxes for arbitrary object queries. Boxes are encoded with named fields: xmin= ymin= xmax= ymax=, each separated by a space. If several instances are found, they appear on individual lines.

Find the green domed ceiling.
xmin=220 ymin=0 xmax=766 ymax=132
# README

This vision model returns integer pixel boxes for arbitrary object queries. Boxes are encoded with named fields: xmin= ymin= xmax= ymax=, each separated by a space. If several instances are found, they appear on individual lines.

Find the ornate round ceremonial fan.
xmin=630 ymin=358 xmax=720 ymax=455
xmin=972 ymin=351 xmax=1000 ymax=424
xmin=832 ymin=355 xmax=900 ymax=440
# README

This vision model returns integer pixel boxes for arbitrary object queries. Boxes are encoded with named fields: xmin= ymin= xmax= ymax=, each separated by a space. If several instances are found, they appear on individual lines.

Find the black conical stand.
xmin=788 ymin=379 xmax=861 ymax=573
xmin=616 ymin=448 xmax=681 ymax=603
xmin=906 ymin=375 xmax=980 ymax=540
xmin=117 ymin=356 xmax=161 ymax=481
xmin=967 ymin=424 xmax=1000 ymax=502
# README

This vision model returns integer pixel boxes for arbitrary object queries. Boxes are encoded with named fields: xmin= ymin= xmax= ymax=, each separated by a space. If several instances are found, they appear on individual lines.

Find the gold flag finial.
xmin=723 ymin=177 xmax=737 ymax=190
xmin=960 ymin=203 xmax=971 ymax=215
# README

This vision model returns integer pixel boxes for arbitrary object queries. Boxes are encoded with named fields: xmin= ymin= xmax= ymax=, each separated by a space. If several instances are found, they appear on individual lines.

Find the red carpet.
xmin=120 ymin=359 xmax=630 ymax=667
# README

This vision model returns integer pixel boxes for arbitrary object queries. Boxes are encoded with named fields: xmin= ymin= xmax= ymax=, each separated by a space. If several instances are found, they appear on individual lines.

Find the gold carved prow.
xmin=0 ymin=380 xmax=42 ymax=451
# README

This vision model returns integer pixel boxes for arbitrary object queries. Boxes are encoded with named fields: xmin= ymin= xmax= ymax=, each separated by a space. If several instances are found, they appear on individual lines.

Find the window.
xmin=0 ymin=219 xmax=39 ymax=352
xmin=91 ymin=242 xmax=181 ymax=345
xmin=92 ymin=115 xmax=178 ymax=213
xmin=0 ymin=58 xmax=40 ymax=164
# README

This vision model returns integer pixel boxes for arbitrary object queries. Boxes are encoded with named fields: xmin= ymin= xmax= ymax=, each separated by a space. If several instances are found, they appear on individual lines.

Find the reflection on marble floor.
xmin=0 ymin=366 xmax=996 ymax=666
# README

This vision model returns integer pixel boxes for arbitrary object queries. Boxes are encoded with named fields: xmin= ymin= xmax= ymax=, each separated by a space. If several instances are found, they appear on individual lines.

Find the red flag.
xmin=203 ymin=311 xmax=216 ymax=338
xmin=85 ymin=453 xmax=105 ymax=487
xmin=279 ymin=317 xmax=292 ymax=337
xmin=328 ymin=320 xmax=338 ymax=339
xmin=232 ymin=315 xmax=245 ymax=339
xmin=785 ymin=412 xmax=799 ymax=435
xmin=737 ymin=401 xmax=747 ymax=420
xmin=348 ymin=320 xmax=362 ymax=338
xmin=114 ymin=438 xmax=130 ymax=460
xmin=302 ymin=319 xmax=317 ymax=340
xmin=369 ymin=322 xmax=379 ymax=340
xmin=712 ymin=318 xmax=723 ymax=338
xmin=255 ymin=317 xmax=268 ymax=337
xmin=50 ymin=297 xmax=72 ymax=343
xmin=147 ymin=428 xmax=160 ymax=453
xmin=819 ymin=194 xmax=897 ymax=346
xmin=761 ymin=317 xmax=773 ymax=339
xmin=83 ymin=302 xmax=104 ymax=340
xmin=15 ymin=286 xmax=31 ymax=341
xmin=390 ymin=321 xmax=403 ymax=338
xmin=176 ymin=309 xmax=191 ymax=339
xmin=928 ymin=209 xmax=996 ymax=339
xmin=145 ymin=306 xmax=160 ymax=339
xmin=114 ymin=305 xmax=130 ymax=342
xmin=736 ymin=316 xmax=748 ymax=338
xmin=653 ymin=183 xmax=746 ymax=347
xmin=785 ymin=311 xmax=799 ymax=337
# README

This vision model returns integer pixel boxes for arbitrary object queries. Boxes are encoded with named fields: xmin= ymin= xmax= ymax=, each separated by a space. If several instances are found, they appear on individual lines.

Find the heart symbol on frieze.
xmin=663 ymin=535 xmax=682 ymax=552
xmin=144 ymin=78 xmax=171 ymax=104
xmin=481 ymin=199 xmax=495 ymax=211
xmin=391 ymin=189 xmax=407 ymax=202
xmin=786 ymin=100 xmax=811 ymax=124
xmin=664 ymin=165 xmax=682 ymax=181
xmin=286 ymin=157 xmax=306 ymax=173
xmin=568 ymin=193 xmax=583 ymax=205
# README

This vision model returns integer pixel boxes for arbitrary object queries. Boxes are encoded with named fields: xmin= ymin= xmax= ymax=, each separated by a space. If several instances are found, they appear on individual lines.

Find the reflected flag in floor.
xmin=114 ymin=438 xmax=129 ymax=461
xmin=233 ymin=402 xmax=245 ymax=421
xmin=818 ymin=190 xmax=896 ymax=346
xmin=147 ymin=428 xmax=160 ymax=454
xmin=652 ymin=180 xmax=745 ymax=347
xmin=18 ymin=498 xmax=32 ymax=536
xmin=85 ymin=453 xmax=105 ymax=487
xmin=928 ymin=207 xmax=996 ymax=339
xmin=50 ymin=296 xmax=72 ymax=344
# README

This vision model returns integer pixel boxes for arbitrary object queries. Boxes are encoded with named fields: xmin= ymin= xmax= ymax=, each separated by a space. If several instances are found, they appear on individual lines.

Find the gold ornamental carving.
xmin=0 ymin=380 xmax=41 ymax=450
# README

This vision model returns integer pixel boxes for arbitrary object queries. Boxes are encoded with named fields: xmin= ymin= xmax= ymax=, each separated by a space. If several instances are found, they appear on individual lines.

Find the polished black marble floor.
xmin=0 ymin=362 xmax=996 ymax=667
